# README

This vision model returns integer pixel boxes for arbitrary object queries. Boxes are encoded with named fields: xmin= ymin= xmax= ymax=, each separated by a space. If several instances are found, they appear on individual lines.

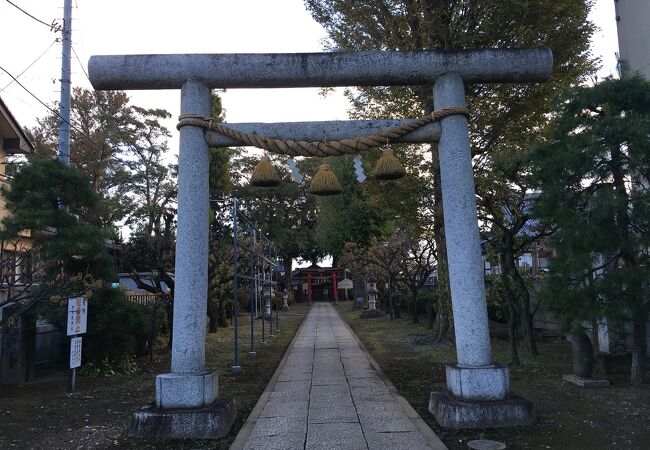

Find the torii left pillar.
xmin=130 ymin=81 xmax=235 ymax=439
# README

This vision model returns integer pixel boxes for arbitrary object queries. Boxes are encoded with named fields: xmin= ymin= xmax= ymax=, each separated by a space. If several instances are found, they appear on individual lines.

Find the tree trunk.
xmin=283 ymin=255 xmax=294 ymax=303
xmin=432 ymin=307 xmax=450 ymax=342
xmin=502 ymin=233 xmax=538 ymax=355
xmin=426 ymin=302 xmax=435 ymax=329
xmin=165 ymin=295 xmax=173 ymax=349
xmin=217 ymin=297 xmax=228 ymax=328
xmin=149 ymin=302 xmax=158 ymax=361
xmin=411 ymin=289 xmax=420 ymax=324
xmin=208 ymin=309 xmax=218 ymax=333
xmin=631 ymin=315 xmax=647 ymax=385
xmin=610 ymin=145 xmax=645 ymax=385
xmin=512 ymin=266 xmax=539 ymax=355
xmin=500 ymin=252 xmax=522 ymax=365
xmin=506 ymin=295 xmax=521 ymax=366
xmin=431 ymin=143 xmax=453 ymax=342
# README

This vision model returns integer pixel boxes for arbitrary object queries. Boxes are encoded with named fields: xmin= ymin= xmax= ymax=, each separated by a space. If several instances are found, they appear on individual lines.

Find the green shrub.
xmin=83 ymin=287 xmax=152 ymax=364
xmin=417 ymin=292 xmax=437 ymax=312
xmin=484 ymin=275 xmax=507 ymax=322
xmin=79 ymin=355 xmax=138 ymax=377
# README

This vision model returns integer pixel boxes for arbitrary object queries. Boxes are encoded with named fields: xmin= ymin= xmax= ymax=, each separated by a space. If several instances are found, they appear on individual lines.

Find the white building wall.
xmin=615 ymin=0 xmax=650 ymax=79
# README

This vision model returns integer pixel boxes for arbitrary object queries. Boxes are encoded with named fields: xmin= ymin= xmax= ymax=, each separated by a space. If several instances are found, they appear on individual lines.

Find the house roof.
xmin=502 ymin=192 xmax=542 ymax=238
xmin=0 ymin=96 xmax=34 ymax=154
xmin=293 ymin=264 xmax=343 ymax=274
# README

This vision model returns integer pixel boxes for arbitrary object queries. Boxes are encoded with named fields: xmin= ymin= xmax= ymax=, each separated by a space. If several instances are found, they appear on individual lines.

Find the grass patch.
xmin=0 ymin=305 xmax=308 ymax=449
xmin=337 ymin=305 xmax=650 ymax=450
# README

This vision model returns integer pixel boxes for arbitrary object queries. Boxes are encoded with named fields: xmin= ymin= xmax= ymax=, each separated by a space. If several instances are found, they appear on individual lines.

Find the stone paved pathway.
xmin=235 ymin=303 xmax=446 ymax=450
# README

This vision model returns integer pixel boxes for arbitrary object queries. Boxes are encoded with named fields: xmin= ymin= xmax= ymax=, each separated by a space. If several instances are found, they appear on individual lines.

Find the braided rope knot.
xmin=177 ymin=107 xmax=468 ymax=157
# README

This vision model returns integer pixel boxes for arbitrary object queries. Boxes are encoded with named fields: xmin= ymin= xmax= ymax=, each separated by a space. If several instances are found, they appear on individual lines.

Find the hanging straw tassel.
xmin=374 ymin=148 xmax=406 ymax=180
xmin=309 ymin=164 xmax=342 ymax=196
xmin=250 ymin=154 xmax=281 ymax=187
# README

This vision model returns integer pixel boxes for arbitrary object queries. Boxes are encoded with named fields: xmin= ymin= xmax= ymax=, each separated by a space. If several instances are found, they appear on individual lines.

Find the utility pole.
xmin=59 ymin=0 xmax=73 ymax=393
xmin=57 ymin=0 xmax=72 ymax=165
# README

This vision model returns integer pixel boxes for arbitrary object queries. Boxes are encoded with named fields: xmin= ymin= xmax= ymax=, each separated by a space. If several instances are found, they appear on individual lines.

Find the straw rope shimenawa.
xmin=177 ymin=107 xmax=468 ymax=157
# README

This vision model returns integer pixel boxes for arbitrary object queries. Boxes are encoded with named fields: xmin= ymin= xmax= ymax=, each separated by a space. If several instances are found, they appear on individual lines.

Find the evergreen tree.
xmin=532 ymin=75 xmax=650 ymax=385
xmin=208 ymin=91 xmax=237 ymax=330
xmin=316 ymin=155 xmax=384 ymax=264
xmin=1 ymin=159 xmax=114 ymax=284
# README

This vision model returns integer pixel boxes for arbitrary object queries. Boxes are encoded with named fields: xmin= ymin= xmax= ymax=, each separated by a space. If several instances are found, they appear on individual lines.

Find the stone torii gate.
xmin=89 ymin=49 xmax=551 ymax=437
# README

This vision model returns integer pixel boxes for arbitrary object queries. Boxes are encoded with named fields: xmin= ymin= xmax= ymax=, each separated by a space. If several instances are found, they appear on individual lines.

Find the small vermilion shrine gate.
xmin=292 ymin=265 xmax=345 ymax=302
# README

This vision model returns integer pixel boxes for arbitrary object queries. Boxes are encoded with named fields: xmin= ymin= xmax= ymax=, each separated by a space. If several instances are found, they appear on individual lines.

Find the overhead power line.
xmin=71 ymin=45 xmax=90 ymax=84
xmin=0 ymin=39 xmax=59 ymax=92
xmin=0 ymin=64 xmax=105 ymax=153
xmin=6 ymin=0 xmax=62 ymax=32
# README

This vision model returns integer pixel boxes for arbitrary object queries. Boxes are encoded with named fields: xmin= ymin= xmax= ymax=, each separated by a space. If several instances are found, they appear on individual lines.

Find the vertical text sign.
xmin=70 ymin=336 xmax=82 ymax=369
xmin=67 ymin=297 xmax=88 ymax=336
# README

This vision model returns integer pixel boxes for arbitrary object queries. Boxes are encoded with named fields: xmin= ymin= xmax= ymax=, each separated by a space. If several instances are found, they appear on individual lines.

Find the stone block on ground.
xmin=562 ymin=374 xmax=610 ymax=387
xmin=129 ymin=396 xmax=235 ymax=439
xmin=360 ymin=309 xmax=384 ymax=319
xmin=429 ymin=389 xmax=535 ymax=429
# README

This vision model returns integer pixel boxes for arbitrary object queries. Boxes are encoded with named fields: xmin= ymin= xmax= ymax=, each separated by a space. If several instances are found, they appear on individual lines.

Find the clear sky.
xmin=1 ymin=0 xmax=619 ymax=148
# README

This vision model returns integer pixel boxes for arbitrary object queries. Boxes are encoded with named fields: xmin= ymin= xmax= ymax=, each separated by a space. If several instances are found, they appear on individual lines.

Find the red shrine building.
xmin=292 ymin=265 xmax=346 ymax=302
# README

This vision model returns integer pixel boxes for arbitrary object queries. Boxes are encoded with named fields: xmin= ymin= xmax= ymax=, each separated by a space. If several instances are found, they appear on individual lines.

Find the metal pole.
xmin=275 ymin=260 xmax=279 ymax=333
xmin=68 ymin=335 xmax=76 ymax=393
xmin=248 ymin=224 xmax=256 ymax=356
xmin=232 ymin=198 xmax=241 ymax=374
xmin=261 ymin=240 xmax=267 ymax=347
xmin=388 ymin=275 xmax=394 ymax=321
xmin=269 ymin=245 xmax=274 ymax=338
xmin=58 ymin=0 xmax=72 ymax=165
xmin=69 ymin=366 xmax=76 ymax=393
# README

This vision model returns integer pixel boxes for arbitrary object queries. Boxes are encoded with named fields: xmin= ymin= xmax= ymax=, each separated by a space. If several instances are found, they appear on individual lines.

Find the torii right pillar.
xmin=429 ymin=72 xmax=535 ymax=428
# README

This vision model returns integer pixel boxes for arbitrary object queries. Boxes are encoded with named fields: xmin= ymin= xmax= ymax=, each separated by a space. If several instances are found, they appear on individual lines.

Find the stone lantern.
xmin=281 ymin=289 xmax=290 ymax=311
xmin=367 ymin=274 xmax=379 ymax=311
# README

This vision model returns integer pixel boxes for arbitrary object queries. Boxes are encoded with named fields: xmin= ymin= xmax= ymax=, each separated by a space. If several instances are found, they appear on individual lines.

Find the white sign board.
xmin=337 ymin=278 xmax=354 ymax=290
xmin=67 ymin=297 xmax=88 ymax=336
xmin=70 ymin=336 xmax=82 ymax=369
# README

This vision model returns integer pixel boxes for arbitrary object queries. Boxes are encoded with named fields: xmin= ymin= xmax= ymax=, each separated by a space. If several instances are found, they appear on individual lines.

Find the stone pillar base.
xmin=446 ymin=364 xmax=509 ymax=400
xmin=130 ymin=396 xmax=235 ymax=439
xmin=156 ymin=371 xmax=218 ymax=408
xmin=429 ymin=390 xmax=535 ymax=429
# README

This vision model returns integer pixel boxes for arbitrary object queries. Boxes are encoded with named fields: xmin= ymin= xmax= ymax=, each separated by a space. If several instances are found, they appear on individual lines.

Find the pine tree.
xmin=1 ymin=159 xmax=114 ymax=284
xmin=532 ymin=75 xmax=650 ymax=385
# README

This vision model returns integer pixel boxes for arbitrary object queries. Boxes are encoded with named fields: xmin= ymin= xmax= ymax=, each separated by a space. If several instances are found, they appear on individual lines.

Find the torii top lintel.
xmin=88 ymin=48 xmax=552 ymax=91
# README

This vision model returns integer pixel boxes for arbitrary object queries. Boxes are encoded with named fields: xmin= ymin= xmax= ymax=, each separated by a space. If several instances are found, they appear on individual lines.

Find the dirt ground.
xmin=338 ymin=305 xmax=650 ymax=450
xmin=3 ymin=303 xmax=648 ymax=450
xmin=0 ymin=306 xmax=308 ymax=450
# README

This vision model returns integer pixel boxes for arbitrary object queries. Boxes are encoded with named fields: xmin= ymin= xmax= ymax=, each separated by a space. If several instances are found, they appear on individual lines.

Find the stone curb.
xmin=338 ymin=307 xmax=448 ymax=450
xmin=229 ymin=308 xmax=310 ymax=450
